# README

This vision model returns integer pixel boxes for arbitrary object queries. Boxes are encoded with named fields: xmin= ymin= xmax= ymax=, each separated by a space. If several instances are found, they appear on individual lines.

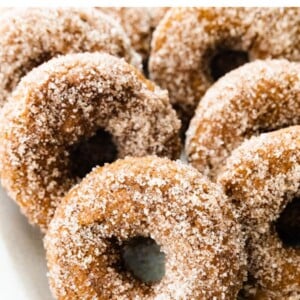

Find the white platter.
xmin=0 ymin=187 xmax=53 ymax=300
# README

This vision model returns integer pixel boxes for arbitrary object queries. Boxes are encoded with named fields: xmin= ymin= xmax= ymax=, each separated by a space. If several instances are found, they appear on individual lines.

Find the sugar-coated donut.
xmin=150 ymin=7 xmax=300 ymax=124
xmin=45 ymin=156 xmax=246 ymax=300
xmin=98 ymin=7 xmax=152 ymax=61
xmin=0 ymin=53 xmax=180 ymax=231
xmin=219 ymin=126 xmax=300 ymax=299
xmin=0 ymin=7 xmax=141 ymax=105
xmin=186 ymin=59 xmax=300 ymax=178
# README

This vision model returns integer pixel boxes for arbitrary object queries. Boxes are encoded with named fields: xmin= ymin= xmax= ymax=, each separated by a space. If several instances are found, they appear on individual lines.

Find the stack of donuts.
xmin=0 ymin=7 xmax=299 ymax=300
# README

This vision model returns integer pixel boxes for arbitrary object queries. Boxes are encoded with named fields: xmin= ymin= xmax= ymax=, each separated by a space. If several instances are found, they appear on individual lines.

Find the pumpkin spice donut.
xmin=0 ymin=52 xmax=181 ymax=231
xmin=45 ymin=156 xmax=246 ymax=300
xmin=186 ymin=59 xmax=300 ymax=178
xmin=0 ymin=7 xmax=141 ymax=106
xmin=219 ymin=126 xmax=300 ymax=299
xmin=149 ymin=7 xmax=300 ymax=125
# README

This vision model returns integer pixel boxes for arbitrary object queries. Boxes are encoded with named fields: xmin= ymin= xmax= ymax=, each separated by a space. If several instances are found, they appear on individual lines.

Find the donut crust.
xmin=148 ymin=7 xmax=170 ymax=29
xmin=98 ymin=7 xmax=152 ymax=61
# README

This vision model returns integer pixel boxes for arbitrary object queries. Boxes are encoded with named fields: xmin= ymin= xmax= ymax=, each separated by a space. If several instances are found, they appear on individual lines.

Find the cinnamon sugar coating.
xmin=0 ymin=53 xmax=180 ymax=231
xmin=186 ymin=59 xmax=300 ymax=178
xmin=149 ymin=7 xmax=300 ymax=123
xmin=219 ymin=126 xmax=300 ymax=299
xmin=148 ymin=7 xmax=170 ymax=29
xmin=0 ymin=7 xmax=141 ymax=105
xmin=45 ymin=156 xmax=246 ymax=300
xmin=98 ymin=7 xmax=152 ymax=61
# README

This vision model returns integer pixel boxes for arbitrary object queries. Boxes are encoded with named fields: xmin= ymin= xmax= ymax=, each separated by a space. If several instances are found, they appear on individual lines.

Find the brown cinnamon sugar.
xmin=98 ymin=7 xmax=152 ymax=61
xmin=148 ymin=7 xmax=170 ymax=29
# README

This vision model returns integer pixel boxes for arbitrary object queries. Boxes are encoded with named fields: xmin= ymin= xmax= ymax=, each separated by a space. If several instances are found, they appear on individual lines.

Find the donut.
xmin=0 ymin=7 xmax=141 ymax=106
xmin=98 ymin=8 xmax=152 ymax=62
xmin=149 ymin=7 xmax=300 ymax=125
xmin=218 ymin=126 xmax=300 ymax=299
xmin=0 ymin=52 xmax=181 ymax=231
xmin=185 ymin=59 xmax=300 ymax=178
xmin=44 ymin=156 xmax=246 ymax=299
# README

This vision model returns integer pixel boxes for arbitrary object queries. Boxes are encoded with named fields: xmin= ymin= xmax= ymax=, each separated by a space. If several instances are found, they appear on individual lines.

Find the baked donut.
xmin=218 ymin=126 xmax=300 ymax=299
xmin=0 ymin=52 xmax=181 ymax=231
xmin=150 ymin=7 xmax=300 ymax=124
xmin=0 ymin=7 xmax=141 ymax=106
xmin=98 ymin=8 xmax=152 ymax=61
xmin=45 ymin=156 xmax=246 ymax=300
xmin=185 ymin=59 xmax=300 ymax=178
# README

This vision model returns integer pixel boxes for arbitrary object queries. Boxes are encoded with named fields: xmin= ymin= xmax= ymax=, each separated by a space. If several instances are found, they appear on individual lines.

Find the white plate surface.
xmin=0 ymin=187 xmax=53 ymax=300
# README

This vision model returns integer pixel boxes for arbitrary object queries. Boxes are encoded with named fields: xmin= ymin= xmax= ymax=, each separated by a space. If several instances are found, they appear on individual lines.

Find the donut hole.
xmin=69 ymin=128 xmax=118 ymax=179
xmin=121 ymin=236 xmax=166 ymax=284
xmin=210 ymin=49 xmax=249 ymax=81
xmin=275 ymin=197 xmax=300 ymax=248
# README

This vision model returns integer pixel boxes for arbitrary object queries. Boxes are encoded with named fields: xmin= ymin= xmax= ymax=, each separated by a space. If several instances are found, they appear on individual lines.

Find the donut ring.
xmin=45 ymin=156 xmax=246 ymax=300
xmin=0 ymin=53 xmax=180 ymax=231
xmin=218 ymin=126 xmax=300 ymax=298
xmin=0 ymin=7 xmax=141 ymax=105
xmin=185 ymin=59 xmax=300 ymax=178
xmin=149 ymin=7 xmax=300 ymax=123
xmin=98 ymin=8 xmax=152 ymax=61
